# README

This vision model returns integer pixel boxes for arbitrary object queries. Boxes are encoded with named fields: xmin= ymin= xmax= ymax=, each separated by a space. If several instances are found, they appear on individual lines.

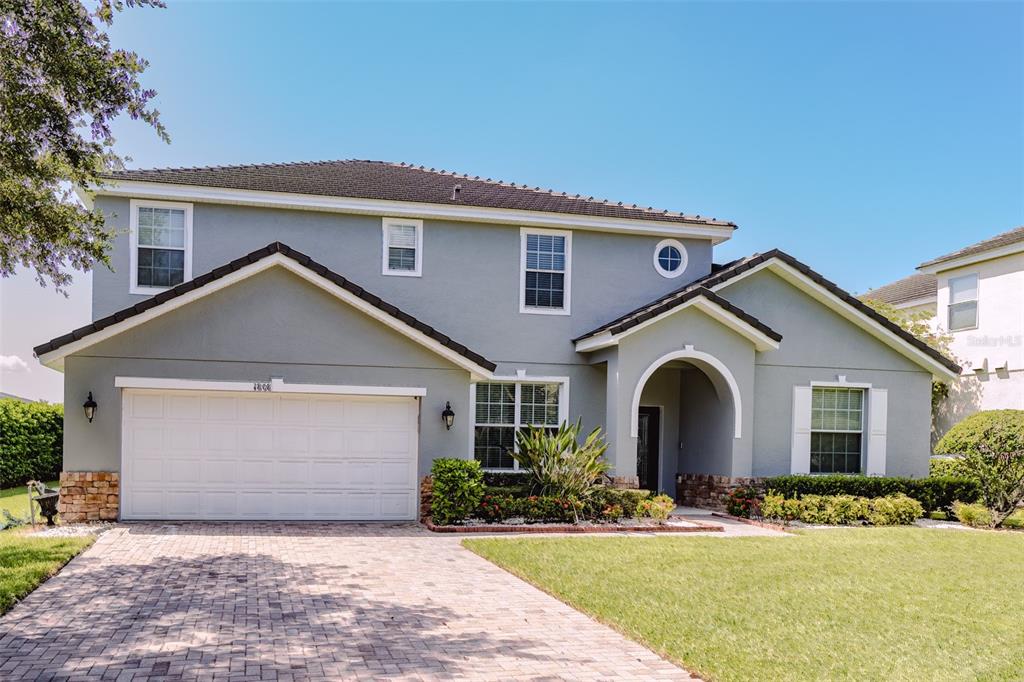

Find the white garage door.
xmin=121 ymin=388 xmax=419 ymax=520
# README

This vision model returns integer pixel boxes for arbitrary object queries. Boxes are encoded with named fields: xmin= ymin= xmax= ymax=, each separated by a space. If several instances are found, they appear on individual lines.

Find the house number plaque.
xmin=252 ymin=381 xmax=272 ymax=392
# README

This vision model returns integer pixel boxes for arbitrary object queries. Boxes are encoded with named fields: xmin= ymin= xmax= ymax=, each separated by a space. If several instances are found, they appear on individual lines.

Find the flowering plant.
xmin=724 ymin=486 xmax=761 ymax=518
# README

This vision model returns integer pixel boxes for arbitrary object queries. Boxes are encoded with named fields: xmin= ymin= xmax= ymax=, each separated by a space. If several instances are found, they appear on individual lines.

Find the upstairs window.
xmin=653 ymin=239 xmax=688 ymax=278
xmin=382 ymin=218 xmax=423 ymax=276
xmin=130 ymin=200 xmax=192 ymax=294
xmin=948 ymin=273 xmax=978 ymax=331
xmin=520 ymin=229 xmax=571 ymax=314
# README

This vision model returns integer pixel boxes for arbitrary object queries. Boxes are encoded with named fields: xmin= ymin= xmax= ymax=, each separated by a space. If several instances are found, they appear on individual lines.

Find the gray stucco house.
xmin=35 ymin=160 xmax=960 ymax=522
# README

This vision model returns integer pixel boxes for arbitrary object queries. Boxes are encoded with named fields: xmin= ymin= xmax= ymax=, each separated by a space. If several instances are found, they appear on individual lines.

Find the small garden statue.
xmin=28 ymin=480 xmax=60 ymax=527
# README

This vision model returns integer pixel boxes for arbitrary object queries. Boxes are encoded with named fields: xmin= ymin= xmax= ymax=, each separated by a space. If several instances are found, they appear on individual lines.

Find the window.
xmin=810 ymin=387 xmax=864 ymax=474
xmin=130 ymin=200 xmax=192 ymax=294
xmin=653 ymin=239 xmax=688 ymax=278
xmin=381 ymin=218 xmax=423 ymax=276
xmin=947 ymin=273 xmax=978 ymax=331
xmin=520 ymin=229 xmax=571 ymax=314
xmin=473 ymin=381 xmax=564 ymax=469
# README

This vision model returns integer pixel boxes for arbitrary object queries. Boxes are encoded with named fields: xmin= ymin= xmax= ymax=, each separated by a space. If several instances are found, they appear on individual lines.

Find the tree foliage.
xmin=0 ymin=398 xmax=63 ymax=488
xmin=0 ymin=0 xmax=167 ymax=290
xmin=863 ymin=298 xmax=958 ymax=412
xmin=935 ymin=410 xmax=1024 ymax=526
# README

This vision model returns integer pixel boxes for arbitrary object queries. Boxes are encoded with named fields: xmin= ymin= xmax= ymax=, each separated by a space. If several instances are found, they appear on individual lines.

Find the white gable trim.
xmin=710 ymin=259 xmax=959 ymax=380
xmin=38 ymin=253 xmax=494 ymax=380
xmin=917 ymin=240 xmax=1024 ymax=274
xmin=574 ymin=295 xmax=780 ymax=353
xmin=80 ymin=180 xmax=736 ymax=243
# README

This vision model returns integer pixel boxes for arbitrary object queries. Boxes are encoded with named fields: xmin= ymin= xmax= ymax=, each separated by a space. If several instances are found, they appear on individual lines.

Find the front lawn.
xmin=0 ymin=530 xmax=93 ymax=615
xmin=465 ymin=528 xmax=1024 ymax=681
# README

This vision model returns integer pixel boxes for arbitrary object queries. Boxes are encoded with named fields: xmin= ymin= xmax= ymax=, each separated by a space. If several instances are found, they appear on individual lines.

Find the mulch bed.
xmin=424 ymin=517 xmax=725 ymax=534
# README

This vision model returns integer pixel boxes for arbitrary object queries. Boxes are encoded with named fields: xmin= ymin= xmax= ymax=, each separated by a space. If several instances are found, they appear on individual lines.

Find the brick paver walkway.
xmin=0 ymin=523 xmax=696 ymax=680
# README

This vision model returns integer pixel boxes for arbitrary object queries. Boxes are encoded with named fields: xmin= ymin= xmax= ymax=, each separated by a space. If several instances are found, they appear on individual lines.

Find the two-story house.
xmin=866 ymin=226 xmax=1024 ymax=438
xmin=35 ymin=160 xmax=958 ymax=522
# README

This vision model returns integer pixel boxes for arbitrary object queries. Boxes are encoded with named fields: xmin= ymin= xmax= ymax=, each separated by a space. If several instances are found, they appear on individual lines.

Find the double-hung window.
xmin=520 ymin=229 xmax=571 ymax=314
xmin=382 ymin=218 xmax=423 ymax=276
xmin=810 ymin=387 xmax=864 ymax=474
xmin=473 ymin=381 xmax=564 ymax=469
xmin=130 ymin=200 xmax=192 ymax=294
xmin=947 ymin=273 xmax=978 ymax=331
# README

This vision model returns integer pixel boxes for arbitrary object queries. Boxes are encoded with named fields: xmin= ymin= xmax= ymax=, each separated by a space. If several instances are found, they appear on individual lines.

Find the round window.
xmin=653 ymin=239 xmax=688 ymax=278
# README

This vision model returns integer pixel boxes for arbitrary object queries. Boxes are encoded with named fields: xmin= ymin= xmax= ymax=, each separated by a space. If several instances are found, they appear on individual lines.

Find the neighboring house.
xmin=867 ymin=226 xmax=1024 ymax=438
xmin=34 ymin=160 xmax=958 ymax=522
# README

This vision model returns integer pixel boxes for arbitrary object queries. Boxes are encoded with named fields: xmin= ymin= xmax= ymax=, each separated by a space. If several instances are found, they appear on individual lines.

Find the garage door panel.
xmin=122 ymin=388 xmax=419 ymax=521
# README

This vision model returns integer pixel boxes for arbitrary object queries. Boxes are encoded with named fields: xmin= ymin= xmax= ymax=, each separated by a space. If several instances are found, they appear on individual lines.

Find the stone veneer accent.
xmin=609 ymin=475 xmax=640 ymax=489
xmin=675 ymin=473 xmax=763 ymax=511
xmin=59 ymin=471 xmax=119 ymax=523
xmin=419 ymin=475 xmax=433 ymax=521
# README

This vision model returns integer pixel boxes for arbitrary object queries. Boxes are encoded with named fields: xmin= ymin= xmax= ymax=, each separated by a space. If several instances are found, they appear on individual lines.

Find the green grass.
xmin=0 ymin=530 xmax=93 ymax=615
xmin=465 ymin=529 xmax=1024 ymax=681
xmin=1005 ymin=508 xmax=1024 ymax=529
xmin=0 ymin=481 xmax=59 ymax=520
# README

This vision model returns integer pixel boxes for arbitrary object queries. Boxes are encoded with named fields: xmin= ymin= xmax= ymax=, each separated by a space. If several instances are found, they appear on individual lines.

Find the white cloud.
xmin=0 ymin=355 xmax=30 ymax=373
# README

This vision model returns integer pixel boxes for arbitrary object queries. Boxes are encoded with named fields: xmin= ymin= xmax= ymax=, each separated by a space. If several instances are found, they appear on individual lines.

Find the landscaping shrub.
xmin=637 ymin=494 xmax=676 ymax=522
xmin=930 ymin=456 xmax=971 ymax=479
xmin=724 ymin=486 xmax=760 ymax=518
xmin=0 ymin=399 xmax=63 ymax=489
xmin=952 ymin=501 xmax=993 ymax=528
xmin=482 ymin=471 xmax=531 ymax=488
xmin=586 ymin=487 xmax=650 ymax=518
xmin=867 ymin=494 xmax=924 ymax=526
xmin=484 ymin=485 xmax=528 ymax=499
xmin=514 ymin=419 xmax=610 ymax=499
xmin=762 ymin=474 xmax=978 ymax=513
xmin=935 ymin=411 xmax=1024 ymax=527
xmin=600 ymin=503 xmax=624 ymax=522
xmin=430 ymin=458 xmax=485 ymax=525
xmin=476 ymin=494 xmax=582 ymax=524
xmin=935 ymin=410 xmax=1024 ymax=457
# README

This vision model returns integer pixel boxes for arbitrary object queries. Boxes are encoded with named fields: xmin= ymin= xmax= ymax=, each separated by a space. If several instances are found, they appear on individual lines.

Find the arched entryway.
xmin=631 ymin=346 xmax=740 ymax=492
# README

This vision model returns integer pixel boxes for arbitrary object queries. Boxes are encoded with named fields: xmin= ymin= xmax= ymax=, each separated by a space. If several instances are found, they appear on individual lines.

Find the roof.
xmin=918 ymin=226 xmax=1024 ymax=270
xmin=861 ymin=273 xmax=937 ymax=307
xmin=573 ymin=285 xmax=782 ymax=346
xmin=34 ymin=242 xmax=497 ymax=374
xmin=98 ymin=159 xmax=735 ymax=228
xmin=576 ymin=249 xmax=961 ymax=375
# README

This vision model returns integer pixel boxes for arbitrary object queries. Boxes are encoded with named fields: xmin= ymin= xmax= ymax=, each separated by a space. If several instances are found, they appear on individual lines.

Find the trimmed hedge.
xmin=0 ymin=399 xmax=63 ymax=489
xmin=482 ymin=471 xmax=531 ymax=487
xmin=430 ymin=458 xmax=485 ymax=525
xmin=761 ymin=491 xmax=923 ymax=525
xmin=762 ymin=474 xmax=979 ymax=513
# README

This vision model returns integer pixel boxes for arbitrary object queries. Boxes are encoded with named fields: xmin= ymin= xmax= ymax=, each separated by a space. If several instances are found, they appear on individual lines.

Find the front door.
xmin=636 ymin=406 xmax=660 ymax=492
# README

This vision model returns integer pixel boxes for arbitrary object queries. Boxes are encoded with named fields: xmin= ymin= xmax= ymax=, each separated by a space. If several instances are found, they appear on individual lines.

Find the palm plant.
xmin=513 ymin=418 xmax=610 ymax=500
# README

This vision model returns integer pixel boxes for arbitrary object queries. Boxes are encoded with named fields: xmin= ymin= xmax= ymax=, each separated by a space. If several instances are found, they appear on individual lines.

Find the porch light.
xmin=442 ymin=401 xmax=455 ymax=430
xmin=83 ymin=392 xmax=97 ymax=423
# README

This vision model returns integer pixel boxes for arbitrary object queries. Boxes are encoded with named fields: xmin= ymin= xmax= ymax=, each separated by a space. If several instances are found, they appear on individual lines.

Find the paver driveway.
xmin=0 ymin=523 xmax=694 ymax=681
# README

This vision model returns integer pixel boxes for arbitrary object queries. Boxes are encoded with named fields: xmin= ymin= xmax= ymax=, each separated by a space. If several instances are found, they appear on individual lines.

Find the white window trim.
xmin=129 ymin=199 xmax=193 ymax=295
xmin=381 ymin=217 xmax=423 ymax=277
xmin=653 ymin=238 xmax=688 ymax=279
xmin=946 ymin=272 xmax=979 ymax=332
xmin=793 ymin=379 xmax=887 ymax=476
xmin=519 ymin=227 xmax=572 ymax=316
xmin=469 ymin=373 xmax=570 ymax=470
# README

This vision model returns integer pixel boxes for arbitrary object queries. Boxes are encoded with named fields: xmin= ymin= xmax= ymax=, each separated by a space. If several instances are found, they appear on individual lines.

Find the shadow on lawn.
xmin=0 ymin=548 xmax=551 ymax=679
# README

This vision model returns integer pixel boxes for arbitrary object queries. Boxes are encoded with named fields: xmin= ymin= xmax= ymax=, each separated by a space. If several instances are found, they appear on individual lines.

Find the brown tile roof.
xmin=34 ymin=242 xmax=497 ymax=372
xmin=861 ymin=273 xmax=937 ymax=306
xmin=918 ymin=226 xmax=1024 ymax=269
xmin=575 ymin=249 xmax=961 ymax=374
xmin=99 ymin=160 xmax=736 ymax=228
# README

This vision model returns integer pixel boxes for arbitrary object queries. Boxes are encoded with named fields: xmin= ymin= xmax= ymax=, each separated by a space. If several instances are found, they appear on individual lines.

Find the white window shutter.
xmin=865 ymin=388 xmax=888 ymax=476
xmin=791 ymin=385 xmax=812 ymax=474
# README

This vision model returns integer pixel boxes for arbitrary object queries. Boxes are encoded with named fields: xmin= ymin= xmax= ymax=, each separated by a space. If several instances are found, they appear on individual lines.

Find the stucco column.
xmin=604 ymin=352 xmax=638 ymax=482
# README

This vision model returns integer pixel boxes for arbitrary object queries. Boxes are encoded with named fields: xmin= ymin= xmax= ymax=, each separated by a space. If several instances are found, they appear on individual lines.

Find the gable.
xmin=718 ymin=269 xmax=929 ymax=374
xmin=35 ymin=243 xmax=495 ymax=378
xmin=81 ymin=266 xmax=469 ymax=373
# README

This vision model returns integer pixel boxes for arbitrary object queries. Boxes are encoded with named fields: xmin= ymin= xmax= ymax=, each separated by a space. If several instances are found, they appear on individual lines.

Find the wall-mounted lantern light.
xmin=442 ymin=401 xmax=455 ymax=430
xmin=83 ymin=392 xmax=97 ymax=423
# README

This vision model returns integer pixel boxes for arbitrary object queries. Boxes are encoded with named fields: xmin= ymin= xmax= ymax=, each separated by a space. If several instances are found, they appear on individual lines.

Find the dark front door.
xmin=636 ymin=407 xmax=660 ymax=492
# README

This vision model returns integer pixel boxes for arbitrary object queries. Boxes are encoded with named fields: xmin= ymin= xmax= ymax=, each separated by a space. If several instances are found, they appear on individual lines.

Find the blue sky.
xmin=3 ymin=0 xmax=1023 ymax=401
xmin=103 ymin=0 xmax=1024 ymax=293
